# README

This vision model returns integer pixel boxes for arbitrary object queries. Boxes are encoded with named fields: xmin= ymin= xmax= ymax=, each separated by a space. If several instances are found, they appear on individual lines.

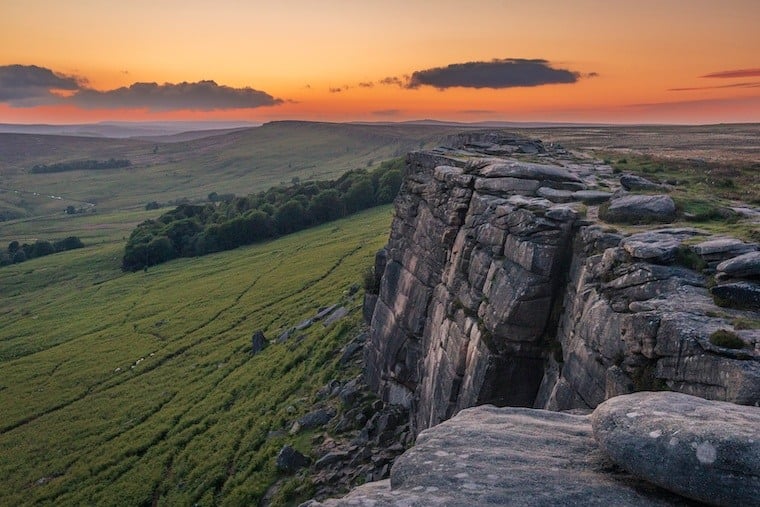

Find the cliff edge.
xmin=363 ymin=132 xmax=759 ymax=434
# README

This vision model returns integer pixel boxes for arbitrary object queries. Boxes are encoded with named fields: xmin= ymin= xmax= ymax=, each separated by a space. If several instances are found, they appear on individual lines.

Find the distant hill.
xmin=0 ymin=121 xmax=260 ymax=139
xmin=0 ymin=121 xmax=462 ymax=219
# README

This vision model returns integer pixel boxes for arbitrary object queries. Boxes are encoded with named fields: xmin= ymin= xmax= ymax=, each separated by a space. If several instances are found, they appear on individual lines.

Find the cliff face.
xmin=364 ymin=132 xmax=760 ymax=434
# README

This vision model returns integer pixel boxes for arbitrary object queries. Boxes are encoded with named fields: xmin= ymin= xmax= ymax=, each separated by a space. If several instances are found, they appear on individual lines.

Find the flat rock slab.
xmin=692 ymin=238 xmax=756 ymax=258
xmin=311 ymin=406 xmax=695 ymax=506
xmin=592 ymin=392 xmax=760 ymax=507
xmin=574 ymin=189 xmax=614 ymax=205
xmin=477 ymin=161 xmax=582 ymax=183
xmin=621 ymin=232 xmax=682 ymax=263
xmin=716 ymin=251 xmax=760 ymax=279
xmin=601 ymin=194 xmax=676 ymax=224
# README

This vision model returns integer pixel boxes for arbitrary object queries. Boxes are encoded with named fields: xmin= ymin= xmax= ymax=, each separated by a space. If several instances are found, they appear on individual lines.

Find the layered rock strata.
xmin=364 ymin=132 xmax=760 ymax=435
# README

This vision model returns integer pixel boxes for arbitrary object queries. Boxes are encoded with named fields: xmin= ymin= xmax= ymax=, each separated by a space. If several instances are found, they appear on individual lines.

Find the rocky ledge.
xmin=307 ymin=392 xmax=759 ymax=506
xmin=363 ymin=131 xmax=760 ymax=435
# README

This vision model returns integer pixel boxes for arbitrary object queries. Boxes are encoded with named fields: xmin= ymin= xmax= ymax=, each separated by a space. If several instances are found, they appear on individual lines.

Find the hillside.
xmin=0 ymin=122 xmax=462 ymax=220
xmin=0 ymin=206 xmax=392 ymax=505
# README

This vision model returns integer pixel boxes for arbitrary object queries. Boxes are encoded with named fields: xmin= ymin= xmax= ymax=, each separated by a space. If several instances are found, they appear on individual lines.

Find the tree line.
xmin=122 ymin=158 xmax=404 ymax=271
xmin=31 ymin=158 xmax=131 ymax=174
xmin=0 ymin=237 xmax=85 ymax=266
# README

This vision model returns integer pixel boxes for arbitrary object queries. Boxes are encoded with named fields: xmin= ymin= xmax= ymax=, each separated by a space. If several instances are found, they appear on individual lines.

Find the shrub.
xmin=674 ymin=245 xmax=706 ymax=272
xmin=709 ymin=329 xmax=746 ymax=349
xmin=362 ymin=266 xmax=379 ymax=294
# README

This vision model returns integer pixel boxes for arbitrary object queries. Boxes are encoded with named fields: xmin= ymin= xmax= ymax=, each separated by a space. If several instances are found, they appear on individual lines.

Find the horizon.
xmin=1 ymin=1 xmax=759 ymax=125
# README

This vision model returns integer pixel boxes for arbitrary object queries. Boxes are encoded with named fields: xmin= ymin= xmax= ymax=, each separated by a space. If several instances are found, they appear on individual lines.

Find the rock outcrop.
xmin=308 ymin=404 xmax=703 ymax=506
xmin=363 ymin=132 xmax=760 ymax=436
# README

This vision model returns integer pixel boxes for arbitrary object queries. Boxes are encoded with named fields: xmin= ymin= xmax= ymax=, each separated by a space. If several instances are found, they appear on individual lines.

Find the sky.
xmin=1 ymin=0 xmax=759 ymax=124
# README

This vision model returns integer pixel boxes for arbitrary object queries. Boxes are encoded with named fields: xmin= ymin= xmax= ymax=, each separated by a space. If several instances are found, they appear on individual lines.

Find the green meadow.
xmin=0 ymin=206 xmax=392 ymax=505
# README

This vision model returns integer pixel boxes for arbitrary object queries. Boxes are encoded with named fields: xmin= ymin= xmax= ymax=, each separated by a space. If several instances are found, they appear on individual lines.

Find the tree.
xmin=308 ymin=189 xmax=345 ymax=223
xmin=274 ymin=200 xmax=307 ymax=234
xmin=376 ymin=169 xmax=402 ymax=203
xmin=30 ymin=240 xmax=55 ymax=258
xmin=343 ymin=177 xmax=375 ymax=213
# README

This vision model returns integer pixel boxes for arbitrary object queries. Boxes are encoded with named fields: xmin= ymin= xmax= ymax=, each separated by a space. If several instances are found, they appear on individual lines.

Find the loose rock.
xmin=276 ymin=445 xmax=311 ymax=474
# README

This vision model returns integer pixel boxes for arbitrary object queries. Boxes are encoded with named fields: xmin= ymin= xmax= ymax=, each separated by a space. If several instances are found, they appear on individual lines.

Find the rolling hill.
xmin=0 ymin=121 xmax=463 ymax=222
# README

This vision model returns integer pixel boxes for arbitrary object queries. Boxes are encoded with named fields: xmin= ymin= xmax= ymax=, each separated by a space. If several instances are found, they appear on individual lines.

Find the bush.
xmin=674 ymin=245 xmax=706 ymax=272
xmin=709 ymin=329 xmax=747 ymax=349
xmin=362 ymin=266 xmax=379 ymax=294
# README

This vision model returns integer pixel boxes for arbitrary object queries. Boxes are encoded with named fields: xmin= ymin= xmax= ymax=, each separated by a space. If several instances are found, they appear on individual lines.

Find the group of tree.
xmin=31 ymin=158 xmax=131 ymax=174
xmin=0 ymin=236 xmax=85 ymax=266
xmin=122 ymin=158 xmax=404 ymax=271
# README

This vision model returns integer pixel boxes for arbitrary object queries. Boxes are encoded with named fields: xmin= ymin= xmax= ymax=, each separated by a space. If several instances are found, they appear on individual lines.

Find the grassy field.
xmin=0 ymin=122 xmax=459 ymax=219
xmin=0 ymin=206 xmax=392 ymax=506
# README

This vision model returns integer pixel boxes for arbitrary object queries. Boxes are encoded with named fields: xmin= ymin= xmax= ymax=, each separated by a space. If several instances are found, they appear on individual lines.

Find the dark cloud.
xmin=371 ymin=109 xmax=401 ymax=116
xmin=701 ymin=68 xmax=760 ymax=79
xmin=0 ymin=64 xmax=82 ymax=106
xmin=407 ymin=58 xmax=580 ymax=89
xmin=0 ymin=64 xmax=282 ymax=111
xmin=70 ymin=80 xmax=281 ymax=111
xmin=669 ymin=82 xmax=760 ymax=92
xmin=378 ymin=76 xmax=405 ymax=87
xmin=358 ymin=81 xmax=375 ymax=88
xmin=329 ymin=87 xmax=343 ymax=93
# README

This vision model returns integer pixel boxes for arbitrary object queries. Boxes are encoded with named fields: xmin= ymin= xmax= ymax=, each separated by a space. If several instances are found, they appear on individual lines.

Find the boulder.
xmin=251 ymin=330 xmax=268 ymax=355
xmin=591 ymin=392 xmax=760 ymax=506
xmin=716 ymin=251 xmax=760 ymax=279
xmin=601 ymin=194 xmax=676 ymax=224
xmin=276 ymin=445 xmax=311 ymax=473
xmin=298 ymin=408 xmax=336 ymax=430
xmin=711 ymin=281 xmax=760 ymax=310
xmin=620 ymin=174 xmax=664 ymax=191
xmin=323 ymin=306 xmax=349 ymax=326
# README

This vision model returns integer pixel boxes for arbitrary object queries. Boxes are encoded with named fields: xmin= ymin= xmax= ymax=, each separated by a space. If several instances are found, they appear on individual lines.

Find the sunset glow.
xmin=1 ymin=0 xmax=759 ymax=124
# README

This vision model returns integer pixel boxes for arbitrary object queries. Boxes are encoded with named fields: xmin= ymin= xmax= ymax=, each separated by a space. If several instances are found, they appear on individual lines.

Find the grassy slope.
xmin=0 ymin=122 xmax=457 ymax=218
xmin=0 ymin=206 xmax=392 ymax=506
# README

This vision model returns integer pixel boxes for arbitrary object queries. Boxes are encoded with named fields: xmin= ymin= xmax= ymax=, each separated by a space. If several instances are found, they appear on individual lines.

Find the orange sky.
xmin=1 ymin=0 xmax=759 ymax=124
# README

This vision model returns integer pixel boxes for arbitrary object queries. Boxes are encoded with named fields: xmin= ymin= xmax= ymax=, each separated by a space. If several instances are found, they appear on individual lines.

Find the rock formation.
xmin=363 ymin=132 xmax=760 ymax=435
xmin=308 ymin=392 xmax=759 ymax=507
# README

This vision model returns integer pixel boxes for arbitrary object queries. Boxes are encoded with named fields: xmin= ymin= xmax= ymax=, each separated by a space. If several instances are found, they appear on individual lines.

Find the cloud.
xmin=328 ymin=87 xmax=343 ymax=93
xmin=371 ymin=109 xmax=401 ymax=116
xmin=0 ymin=64 xmax=282 ymax=111
xmin=358 ymin=81 xmax=374 ymax=88
xmin=407 ymin=58 xmax=581 ymax=89
xmin=378 ymin=76 xmax=405 ymax=87
xmin=701 ymin=68 xmax=760 ymax=79
xmin=0 ymin=64 xmax=83 ymax=106
xmin=669 ymin=82 xmax=760 ymax=92
xmin=70 ymin=80 xmax=281 ymax=111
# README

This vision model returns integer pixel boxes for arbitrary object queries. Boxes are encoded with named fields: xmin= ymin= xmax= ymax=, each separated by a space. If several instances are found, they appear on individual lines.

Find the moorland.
xmin=0 ymin=121 xmax=758 ymax=505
